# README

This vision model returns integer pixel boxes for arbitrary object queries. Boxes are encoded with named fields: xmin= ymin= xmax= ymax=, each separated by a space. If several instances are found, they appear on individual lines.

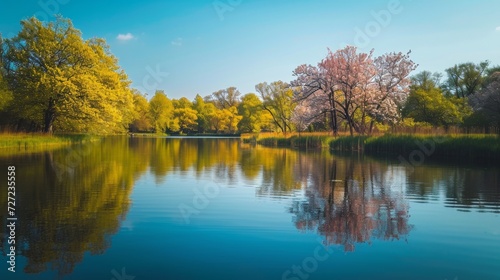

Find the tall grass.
xmin=331 ymin=134 xmax=500 ymax=161
xmin=254 ymin=132 xmax=500 ymax=161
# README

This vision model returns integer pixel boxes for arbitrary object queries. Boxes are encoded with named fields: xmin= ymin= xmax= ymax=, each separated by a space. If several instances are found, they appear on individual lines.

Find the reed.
xmin=257 ymin=132 xmax=500 ymax=161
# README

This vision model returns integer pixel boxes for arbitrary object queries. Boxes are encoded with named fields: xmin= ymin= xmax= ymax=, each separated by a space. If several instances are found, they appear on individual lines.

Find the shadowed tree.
xmin=469 ymin=72 xmax=500 ymax=130
xmin=444 ymin=61 xmax=489 ymax=98
xmin=129 ymin=89 xmax=152 ymax=132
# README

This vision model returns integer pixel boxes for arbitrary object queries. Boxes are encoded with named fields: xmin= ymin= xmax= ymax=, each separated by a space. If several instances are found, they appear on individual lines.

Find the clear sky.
xmin=1 ymin=0 xmax=499 ymax=100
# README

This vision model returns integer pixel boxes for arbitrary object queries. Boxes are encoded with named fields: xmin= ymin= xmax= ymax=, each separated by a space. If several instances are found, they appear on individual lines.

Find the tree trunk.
xmin=43 ymin=99 xmax=56 ymax=134
xmin=328 ymin=93 xmax=338 ymax=136
xmin=368 ymin=120 xmax=375 ymax=135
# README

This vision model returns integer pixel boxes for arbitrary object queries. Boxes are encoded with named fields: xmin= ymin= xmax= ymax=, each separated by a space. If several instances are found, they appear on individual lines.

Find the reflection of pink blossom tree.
xmin=289 ymin=157 xmax=412 ymax=252
xmin=293 ymin=46 xmax=416 ymax=135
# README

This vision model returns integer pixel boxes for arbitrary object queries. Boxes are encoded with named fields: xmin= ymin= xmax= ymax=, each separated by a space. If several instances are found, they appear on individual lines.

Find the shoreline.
xmin=251 ymin=134 xmax=500 ymax=162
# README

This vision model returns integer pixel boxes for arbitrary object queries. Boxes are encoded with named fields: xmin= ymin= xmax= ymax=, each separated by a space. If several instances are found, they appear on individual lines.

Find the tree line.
xmin=1 ymin=17 xmax=499 ymax=135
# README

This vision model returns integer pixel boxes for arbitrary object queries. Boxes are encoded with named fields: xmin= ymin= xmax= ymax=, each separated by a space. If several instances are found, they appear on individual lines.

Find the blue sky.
xmin=1 ymin=0 xmax=499 ymax=100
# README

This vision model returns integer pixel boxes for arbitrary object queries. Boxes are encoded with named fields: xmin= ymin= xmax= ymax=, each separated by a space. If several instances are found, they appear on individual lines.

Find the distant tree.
xmin=129 ymin=90 xmax=151 ymax=132
xmin=211 ymin=87 xmax=241 ymax=109
xmin=172 ymin=97 xmax=192 ymax=109
xmin=403 ymin=86 xmax=466 ymax=127
xmin=173 ymin=108 xmax=198 ymax=134
xmin=149 ymin=90 xmax=173 ymax=133
xmin=238 ymin=93 xmax=265 ymax=133
xmin=444 ymin=61 xmax=489 ymax=98
xmin=469 ymin=72 xmax=500 ymax=128
xmin=193 ymin=94 xmax=213 ymax=133
xmin=210 ymin=106 xmax=241 ymax=134
xmin=256 ymin=81 xmax=296 ymax=134
xmin=411 ymin=71 xmax=443 ymax=93
xmin=486 ymin=65 xmax=500 ymax=77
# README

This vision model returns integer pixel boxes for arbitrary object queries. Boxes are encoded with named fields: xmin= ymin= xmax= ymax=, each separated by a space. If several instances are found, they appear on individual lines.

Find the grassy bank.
xmin=255 ymin=135 xmax=332 ymax=148
xmin=0 ymin=133 xmax=101 ymax=151
xmin=255 ymin=133 xmax=500 ymax=162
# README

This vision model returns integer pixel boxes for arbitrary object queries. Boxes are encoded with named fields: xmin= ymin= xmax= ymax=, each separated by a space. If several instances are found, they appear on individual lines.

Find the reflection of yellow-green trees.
xmin=145 ymin=138 xmax=241 ymax=184
xmin=289 ymin=154 xmax=412 ymax=252
xmin=141 ymin=138 xmax=303 ymax=191
xmin=0 ymin=137 xmax=148 ymax=277
xmin=244 ymin=146 xmax=302 ymax=195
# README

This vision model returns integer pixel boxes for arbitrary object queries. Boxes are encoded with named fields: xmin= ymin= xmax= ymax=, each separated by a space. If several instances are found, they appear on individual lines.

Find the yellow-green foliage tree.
xmin=192 ymin=94 xmax=215 ymax=133
xmin=238 ymin=93 xmax=267 ymax=133
xmin=0 ymin=35 xmax=13 ymax=112
xmin=171 ymin=97 xmax=198 ymax=133
xmin=130 ymin=90 xmax=152 ymax=132
xmin=2 ymin=17 xmax=134 ymax=133
xmin=256 ymin=81 xmax=296 ymax=134
xmin=149 ymin=90 xmax=174 ymax=133
xmin=173 ymin=108 xmax=198 ymax=133
xmin=403 ymin=85 xmax=470 ymax=127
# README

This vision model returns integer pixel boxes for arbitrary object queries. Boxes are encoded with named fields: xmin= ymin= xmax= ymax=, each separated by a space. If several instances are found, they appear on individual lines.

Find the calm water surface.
xmin=0 ymin=137 xmax=499 ymax=280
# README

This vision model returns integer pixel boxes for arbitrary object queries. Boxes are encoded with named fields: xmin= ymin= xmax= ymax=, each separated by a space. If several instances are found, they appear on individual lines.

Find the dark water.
xmin=0 ymin=137 xmax=499 ymax=280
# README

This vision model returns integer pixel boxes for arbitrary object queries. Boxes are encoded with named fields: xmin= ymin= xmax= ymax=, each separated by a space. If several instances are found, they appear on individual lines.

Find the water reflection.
xmin=0 ymin=137 xmax=141 ymax=277
xmin=0 ymin=137 xmax=499 ymax=277
xmin=406 ymin=165 xmax=500 ymax=213
xmin=288 ymin=155 xmax=412 ymax=251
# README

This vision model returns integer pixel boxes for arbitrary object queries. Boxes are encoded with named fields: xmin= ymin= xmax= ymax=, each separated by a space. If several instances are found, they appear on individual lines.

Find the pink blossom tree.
xmin=293 ymin=46 xmax=416 ymax=135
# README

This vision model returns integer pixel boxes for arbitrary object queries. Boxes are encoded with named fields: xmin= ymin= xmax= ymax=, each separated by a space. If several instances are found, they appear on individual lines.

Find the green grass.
xmin=330 ymin=134 xmax=500 ymax=161
xmin=0 ymin=133 xmax=101 ymax=150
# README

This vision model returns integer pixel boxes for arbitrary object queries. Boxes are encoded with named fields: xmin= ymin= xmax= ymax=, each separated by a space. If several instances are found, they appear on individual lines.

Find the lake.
xmin=1 ymin=137 xmax=499 ymax=280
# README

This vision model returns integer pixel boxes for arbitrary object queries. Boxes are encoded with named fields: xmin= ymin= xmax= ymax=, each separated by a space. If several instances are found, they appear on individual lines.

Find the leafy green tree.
xmin=256 ymin=81 xmax=296 ymax=134
xmin=149 ymin=90 xmax=173 ymax=133
xmin=403 ymin=86 xmax=466 ymax=127
xmin=238 ymin=93 xmax=265 ymax=133
xmin=2 ymin=17 xmax=133 ymax=133
xmin=444 ymin=61 xmax=489 ymax=98
xmin=411 ymin=71 xmax=443 ymax=92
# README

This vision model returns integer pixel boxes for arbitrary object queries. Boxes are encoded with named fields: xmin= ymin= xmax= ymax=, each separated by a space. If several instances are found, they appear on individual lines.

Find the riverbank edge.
xmin=0 ymin=133 xmax=102 ymax=150
xmin=249 ymin=134 xmax=500 ymax=161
